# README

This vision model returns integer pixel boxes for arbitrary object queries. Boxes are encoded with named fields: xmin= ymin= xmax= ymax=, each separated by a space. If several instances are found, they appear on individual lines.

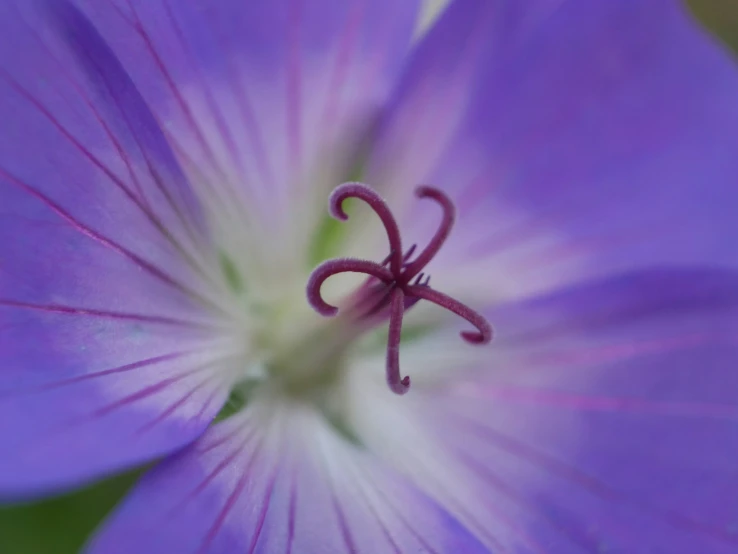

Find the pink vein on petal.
xmin=120 ymin=0 xmax=227 ymax=181
xmin=191 ymin=5 xmax=276 ymax=192
xmin=89 ymin=358 xmax=222 ymax=418
xmin=0 ymin=67 xmax=150 ymax=211
xmin=164 ymin=425 xmax=259 ymax=525
xmin=344 ymin=460 xmax=402 ymax=554
xmin=195 ymin=422 xmax=252 ymax=456
xmin=316 ymin=437 xmax=361 ymax=554
xmin=0 ymin=298 xmax=217 ymax=329
xmin=134 ymin=377 xmax=224 ymax=436
xmin=416 ymin=9 xmax=491 ymax=172
xmin=11 ymin=2 xmax=151 ymax=210
xmin=4 ymin=351 xmax=191 ymax=397
xmin=522 ymin=333 xmax=734 ymax=369
xmin=286 ymin=0 xmax=303 ymax=177
xmin=247 ymin=469 xmax=279 ymax=554
xmin=361 ymin=461 xmax=503 ymax=554
xmin=159 ymin=0 xmax=253 ymax=217
xmin=93 ymin=376 xmax=188 ymax=418
xmin=191 ymin=385 xmax=230 ymax=426
xmin=121 ymin=0 xmax=267 ymax=227
xmin=457 ymin=414 xmax=738 ymax=546
xmin=452 ymin=446 xmax=583 ymax=554
xmin=455 ymin=164 xmax=504 ymax=219
xmin=0 ymin=62 xmax=209 ymax=269
xmin=61 ymin=14 xmax=207 ymax=247
xmin=463 ymin=215 xmax=546 ymax=260
xmin=198 ymin=434 xmax=265 ymax=554
xmin=373 ymin=443 xmax=506 ymax=551
xmin=467 ymin=386 xmax=738 ymax=419
xmin=512 ymin=224 xmax=674 ymax=275
xmin=285 ymin=463 xmax=298 ymax=554
xmin=163 ymin=0 xmax=241 ymax=171
xmin=0 ymin=165 xmax=226 ymax=314
xmin=327 ymin=482 xmax=359 ymax=554
xmin=7 ymin=19 xmax=215 ymax=282
xmin=320 ymin=0 xmax=363 ymax=140
xmin=363 ymin=481 xmax=441 ymax=554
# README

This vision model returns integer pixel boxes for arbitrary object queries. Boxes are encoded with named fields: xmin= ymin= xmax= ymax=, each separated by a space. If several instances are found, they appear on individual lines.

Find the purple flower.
xmin=1 ymin=0 xmax=738 ymax=552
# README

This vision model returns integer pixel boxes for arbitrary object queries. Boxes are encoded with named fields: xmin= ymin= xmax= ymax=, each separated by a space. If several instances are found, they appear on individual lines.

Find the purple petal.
xmin=87 ymin=403 xmax=490 ymax=554
xmin=369 ymin=0 xmax=738 ymax=301
xmin=73 ymin=0 xmax=421 ymax=227
xmin=347 ymin=269 xmax=738 ymax=553
xmin=0 ymin=1 xmax=228 ymax=498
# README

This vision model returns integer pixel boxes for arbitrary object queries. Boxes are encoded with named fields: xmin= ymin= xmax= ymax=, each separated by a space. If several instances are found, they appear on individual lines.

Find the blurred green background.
xmin=690 ymin=0 xmax=738 ymax=52
xmin=1 ymin=1 xmax=737 ymax=552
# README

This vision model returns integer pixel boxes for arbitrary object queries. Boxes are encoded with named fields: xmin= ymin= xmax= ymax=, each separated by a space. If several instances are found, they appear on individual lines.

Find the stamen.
xmin=306 ymin=258 xmax=393 ymax=316
xmin=380 ymin=244 xmax=417 ymax=269
xmin=402 ymin=244 xmax=417 ymax=264
xmin=329 ymin=183 xmax=404 ymax=275
xmin=402 ymin=186 xmax=455 ymax=281
xmin=405 ymin=285 xmax=492 ymax=344
xmin=307 ymin=182 xmax=492 ymax=395
xmin=387 ymin=288 xmax=410 ymax=395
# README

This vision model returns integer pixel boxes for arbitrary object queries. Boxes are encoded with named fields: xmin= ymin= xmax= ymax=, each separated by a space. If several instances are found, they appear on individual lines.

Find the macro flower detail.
xmin=307 ymin=182 xmax=492 ymax=394
xmin=1 ymin=0 xmax=738 ymax=553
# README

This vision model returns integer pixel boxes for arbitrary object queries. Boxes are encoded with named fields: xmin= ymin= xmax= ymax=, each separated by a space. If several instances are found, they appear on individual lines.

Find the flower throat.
xmin=306 ymin=182 xmax=492 ymax=395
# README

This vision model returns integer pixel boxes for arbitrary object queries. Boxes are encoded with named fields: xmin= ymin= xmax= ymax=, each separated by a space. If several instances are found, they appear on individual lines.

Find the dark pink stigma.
xmin=306 ymin=182 xmax=492 ymax=395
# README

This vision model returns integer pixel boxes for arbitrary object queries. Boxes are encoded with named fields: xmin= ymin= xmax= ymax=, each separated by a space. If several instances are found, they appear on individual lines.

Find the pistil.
xmin=307 ymin=182 xmax=492 ymax=395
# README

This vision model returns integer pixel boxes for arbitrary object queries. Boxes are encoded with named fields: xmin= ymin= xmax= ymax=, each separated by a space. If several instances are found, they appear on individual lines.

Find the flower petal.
xmin=369 ymin=0 xmax=738 ymax=303
xmin=0 ymin=1 xmax=229 ymax=498
xmin=87 ymin=400 xmax=490 ymax=554
xmin=346 ymin=269 xmax=738 ymax=553
xmin=74 ymin=0 xmax=421 ymax=238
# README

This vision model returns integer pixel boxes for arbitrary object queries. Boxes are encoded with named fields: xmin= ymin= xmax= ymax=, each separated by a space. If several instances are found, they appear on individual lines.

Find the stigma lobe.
xmin=306 ymin=182 xmax=492 ymax=395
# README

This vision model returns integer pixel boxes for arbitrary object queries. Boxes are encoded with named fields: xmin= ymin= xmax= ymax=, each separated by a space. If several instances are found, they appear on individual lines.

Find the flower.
xmin=1 ymin=0 xmax=738 ymax=552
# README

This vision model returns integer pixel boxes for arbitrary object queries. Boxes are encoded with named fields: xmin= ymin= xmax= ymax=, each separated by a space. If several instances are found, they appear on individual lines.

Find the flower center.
xmin=305 ymin=182 xmax=492 ymax=395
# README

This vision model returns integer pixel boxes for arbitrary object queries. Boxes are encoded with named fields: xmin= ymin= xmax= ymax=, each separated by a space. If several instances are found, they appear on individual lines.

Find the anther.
xmin=307 ymin=182 xmax=492 ymax=395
